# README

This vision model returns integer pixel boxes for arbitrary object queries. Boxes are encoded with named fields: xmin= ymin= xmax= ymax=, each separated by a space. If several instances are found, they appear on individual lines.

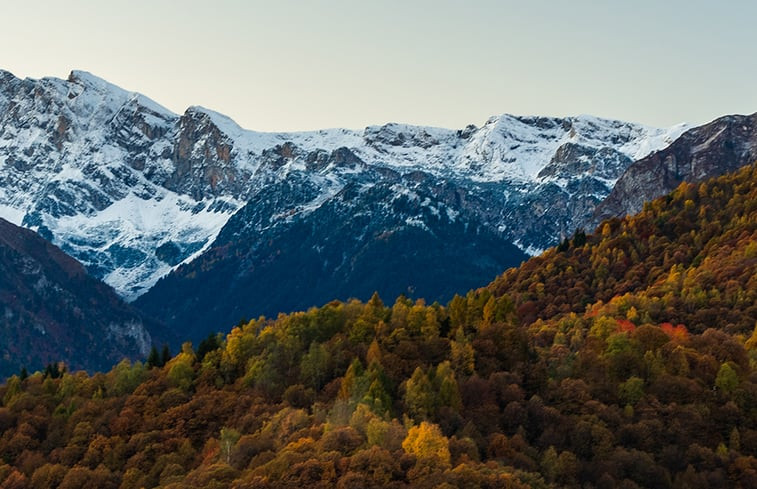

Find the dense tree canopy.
xmin=1 ymin=163 xmax=756 ymax=487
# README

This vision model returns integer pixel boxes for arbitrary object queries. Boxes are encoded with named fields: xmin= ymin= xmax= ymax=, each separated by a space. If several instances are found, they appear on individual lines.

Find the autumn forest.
xmin=1 ymin=163 xmax=756 ymax=488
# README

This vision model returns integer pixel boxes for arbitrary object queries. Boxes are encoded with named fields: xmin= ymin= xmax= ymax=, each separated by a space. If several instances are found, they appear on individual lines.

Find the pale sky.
xmin=2 ymin=0 xmax=756 ymax=131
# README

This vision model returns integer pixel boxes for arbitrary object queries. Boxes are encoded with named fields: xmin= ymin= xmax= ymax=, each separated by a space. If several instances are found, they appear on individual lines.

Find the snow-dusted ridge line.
xmin=186 ymin=99 xmax=689 ymax=186
xmin=0 ymin=69 xmax=690 ymax=300
xmin=14 ymin=69 xmax=689 ymax=184
xmin=67 ymin=70 xmax=177 ymax=119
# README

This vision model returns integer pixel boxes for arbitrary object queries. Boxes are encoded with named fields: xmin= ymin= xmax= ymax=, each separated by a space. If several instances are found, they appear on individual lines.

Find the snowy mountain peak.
xmin=184 ymin=105 xmax=250 ymax=141
xmin=68 ymin=69 xmax=126 ymax=93
xmin=65 ymin=69 xmax=175 ymax=119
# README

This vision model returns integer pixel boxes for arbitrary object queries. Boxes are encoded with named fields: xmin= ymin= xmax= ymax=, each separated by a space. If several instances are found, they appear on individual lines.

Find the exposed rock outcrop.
xmin=593 ymin=113 xmax=757 ymax=227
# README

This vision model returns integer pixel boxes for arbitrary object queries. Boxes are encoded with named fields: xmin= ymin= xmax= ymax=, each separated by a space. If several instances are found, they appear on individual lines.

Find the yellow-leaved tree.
xmin=401 ymin=421 xmax=451 ymax=468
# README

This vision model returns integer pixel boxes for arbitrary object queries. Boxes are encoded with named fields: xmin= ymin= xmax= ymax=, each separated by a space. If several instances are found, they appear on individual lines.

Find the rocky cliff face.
xmin=0 ymin=217 xmax=163 ymax=378
xmin=593 ymin=113 xmax=757 ymax=226
xmin=0 ymin=69 xmax=687 ymax=307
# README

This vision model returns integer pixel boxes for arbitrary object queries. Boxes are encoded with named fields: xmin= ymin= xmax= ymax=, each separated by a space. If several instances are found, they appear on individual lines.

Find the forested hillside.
xmin=0 ymin=163 xmax=755 ymax=488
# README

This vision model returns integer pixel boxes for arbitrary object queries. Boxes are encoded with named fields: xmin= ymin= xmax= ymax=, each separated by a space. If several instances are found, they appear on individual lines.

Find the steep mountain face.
xmin=135 ymin=162 xmax=530 ymax=341
xmin=593 ymin=112 xmax=757 ymax=225
xmin=0 ymin=70 xmax=687 ymax=305
xmin=0 ymin=218 xmax=163 ymax=378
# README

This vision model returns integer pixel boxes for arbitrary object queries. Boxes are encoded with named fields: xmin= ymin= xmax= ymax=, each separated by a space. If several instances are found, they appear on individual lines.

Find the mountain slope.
xmin=1 ymin=161 xmax=755 ymax=489
xmin=0 ymin=69 xmax=687 ymax=301
xmin=0 ymin=217 xmax=164 ymax=378
xmin=492 ymin=162 xmax=757 ymax=334
xmin=135 ymin=164 xmax=529 ymax=340
xmin=593 ymin=112 xmax=757 ymax=225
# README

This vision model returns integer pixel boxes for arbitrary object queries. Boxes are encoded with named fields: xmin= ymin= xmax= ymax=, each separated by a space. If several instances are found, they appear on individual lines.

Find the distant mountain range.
xmin=1 ymin=69 xmax=754 ymax=344
xmin=0 ymin=70 xmax=686 ymax=300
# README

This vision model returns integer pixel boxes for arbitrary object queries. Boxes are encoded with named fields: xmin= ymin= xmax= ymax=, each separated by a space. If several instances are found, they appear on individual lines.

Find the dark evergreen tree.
xmin=196 ymin=333 xmax=221 ymax=363
xmin=557 ymin=237 xmax=570 ymax=252
xmin=161 ymin=344 xmax=172 ymax=366
xmin=147 ymin=346 xmax=161 ymax=368
xmin=44 ymin=363 xmax=61 ymax=379
xmin=572 ymin=229 xmax=587 ymax=247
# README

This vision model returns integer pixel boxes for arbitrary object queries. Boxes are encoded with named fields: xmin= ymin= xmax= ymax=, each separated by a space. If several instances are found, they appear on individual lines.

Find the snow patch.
xmin=53 ymin=191 xmax=241 ymax=300
xmin=405 ymin=217 xmax=429 ymax=231
xmin=0 ymin=204 xmax=25 ymax=226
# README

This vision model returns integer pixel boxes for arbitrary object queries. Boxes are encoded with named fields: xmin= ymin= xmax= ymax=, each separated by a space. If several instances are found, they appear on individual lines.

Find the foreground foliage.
xmin=1 ymin=164 xmax=756 ymax=488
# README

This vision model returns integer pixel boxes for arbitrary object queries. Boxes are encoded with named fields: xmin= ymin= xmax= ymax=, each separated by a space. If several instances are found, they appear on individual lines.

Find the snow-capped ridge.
xmin=68 ymin=70 xmax=131 ymax=96
xmin=67 ymin=69 xmax=176 ymax=119
xmin=187 ymin=105 xmax=242 ymax=132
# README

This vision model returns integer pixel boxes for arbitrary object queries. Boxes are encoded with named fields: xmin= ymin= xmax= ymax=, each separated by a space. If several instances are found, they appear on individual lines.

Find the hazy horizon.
xmin=3 ymin=1 xmax=756 ymax=131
